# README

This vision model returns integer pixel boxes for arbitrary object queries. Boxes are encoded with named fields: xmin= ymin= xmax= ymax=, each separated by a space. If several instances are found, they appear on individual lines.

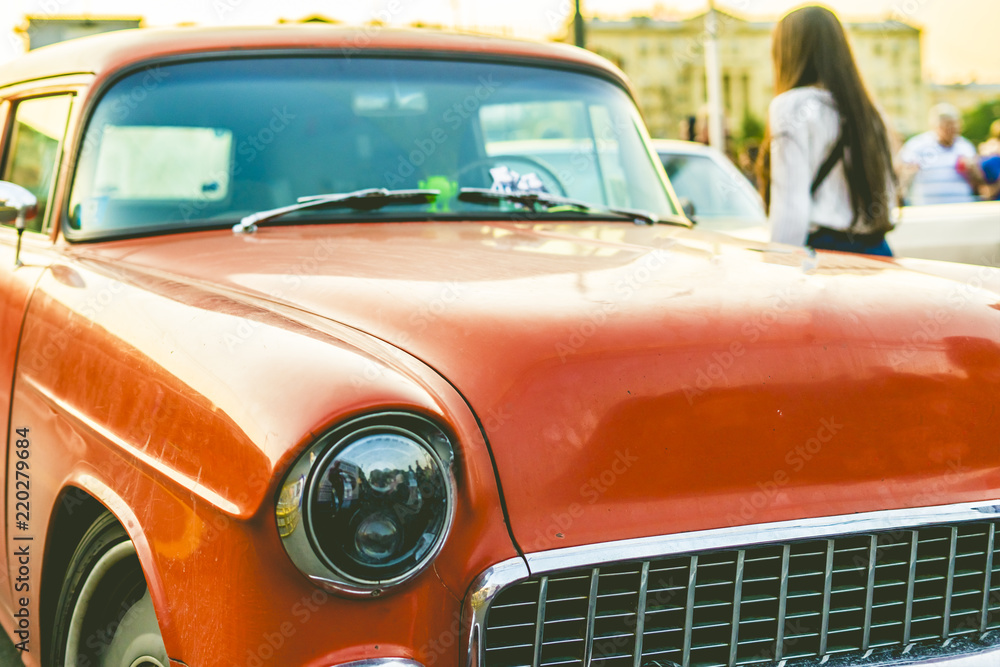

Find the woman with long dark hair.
xmin=758 ymin=5 xmax=895 ymax=256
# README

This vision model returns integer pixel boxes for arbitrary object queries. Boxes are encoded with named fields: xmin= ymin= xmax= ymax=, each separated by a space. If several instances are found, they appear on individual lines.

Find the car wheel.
xmin=49 ymin=512 xmax=168 ymax=667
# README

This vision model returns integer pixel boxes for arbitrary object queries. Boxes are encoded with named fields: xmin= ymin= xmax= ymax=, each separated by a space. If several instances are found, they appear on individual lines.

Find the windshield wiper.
xmin=457 ymin=187 xmax=688 ymax=227
xmin=233 ymin=188 xmax=440 ymax=233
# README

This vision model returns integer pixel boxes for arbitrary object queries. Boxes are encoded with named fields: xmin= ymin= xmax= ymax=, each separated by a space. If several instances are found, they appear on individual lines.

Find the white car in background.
xmin=653 ymin=139 xmax=767 ymax=232
xmin=889 ymin=200 xmax=1000 ymax=266
xmin=654 ymin=139 xmax=1000 ymax=267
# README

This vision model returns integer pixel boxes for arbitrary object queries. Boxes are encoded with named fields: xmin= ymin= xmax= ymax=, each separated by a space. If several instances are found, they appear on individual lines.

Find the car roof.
xmin=0 ymin=25 xmax=630 ymax=91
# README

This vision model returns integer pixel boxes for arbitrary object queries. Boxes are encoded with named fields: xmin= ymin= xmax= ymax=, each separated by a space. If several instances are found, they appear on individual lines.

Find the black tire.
xmin=48 ymin=512 xmax=168 ymax=667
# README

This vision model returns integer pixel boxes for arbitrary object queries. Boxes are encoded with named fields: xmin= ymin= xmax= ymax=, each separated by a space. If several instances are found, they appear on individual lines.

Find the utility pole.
xmin=574 ymin=0 xmax=585 ymax=48
xmin=704 ymin=0 xmax=725 ymax=152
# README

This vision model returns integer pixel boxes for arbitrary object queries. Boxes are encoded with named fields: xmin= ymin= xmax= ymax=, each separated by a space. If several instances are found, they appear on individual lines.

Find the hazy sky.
xmin=0 ymin=0 xmax=996 ymax=83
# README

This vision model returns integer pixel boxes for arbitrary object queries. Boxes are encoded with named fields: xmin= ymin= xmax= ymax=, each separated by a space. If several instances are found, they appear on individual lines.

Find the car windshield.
xmin=659 ymin=151 xmax=765 ymax=228
xmin=67 ymin=57 xmax=677 ymax=238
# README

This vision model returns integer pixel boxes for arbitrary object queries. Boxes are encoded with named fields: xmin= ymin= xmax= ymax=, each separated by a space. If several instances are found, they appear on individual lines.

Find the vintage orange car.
xmin=2 ymin=24 xmax=1000 ymax=667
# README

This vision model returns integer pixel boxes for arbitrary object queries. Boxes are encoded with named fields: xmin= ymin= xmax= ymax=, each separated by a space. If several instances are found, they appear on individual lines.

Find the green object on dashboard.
xmin=419 ymin=176 xmax=458 ymax=212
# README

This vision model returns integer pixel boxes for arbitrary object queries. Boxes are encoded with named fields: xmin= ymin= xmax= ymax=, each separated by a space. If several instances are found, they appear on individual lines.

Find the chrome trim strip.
xmin=464 ymin=557 xmax=531 ymax=667
xmin=864 ymin=535 xmax=878 ymax=651
xmin=982 ymin=524 xmax=995 ymax=633
xmin=633 ymin=561 xmax=650 ymax=667
xmin=905 ymin=530 xmax=919 ymax=644
xmin=522 ymin=501 xmax=1000 ymax=575
xmin=331 ymin=661 xmax=425 ymax=667
xmin=820 ymin=539 xmax=834 ymax=656
xmin=532 ymin=576 xmax=547 ymax=667
xmin=775 ymin=544 xmax=790 ymax=662
xmin=582 ymin=568 xmax=600 ymax=666
xmin=944 ymin=526 xmax=958 ymax=638
xmin=729 ymin=550 xmax=746 ymax=667
xmin=683 ymin=555 xmax=698 ymax=667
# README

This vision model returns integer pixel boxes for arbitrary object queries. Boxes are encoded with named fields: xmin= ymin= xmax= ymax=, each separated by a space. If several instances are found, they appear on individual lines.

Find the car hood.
xmin=92 ymin=221 xmax=1000 ymax=553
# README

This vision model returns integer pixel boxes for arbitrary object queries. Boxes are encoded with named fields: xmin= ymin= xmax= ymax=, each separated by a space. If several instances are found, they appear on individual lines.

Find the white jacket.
xmin=768 ymin=86 xmax=881 ymax=246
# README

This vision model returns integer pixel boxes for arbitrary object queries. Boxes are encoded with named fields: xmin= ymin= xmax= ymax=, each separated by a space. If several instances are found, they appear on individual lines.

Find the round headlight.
xmin=309 ymin=431 xmax=451 ymax=581
xmin=276 ymin=414 xmax=456 ymax=595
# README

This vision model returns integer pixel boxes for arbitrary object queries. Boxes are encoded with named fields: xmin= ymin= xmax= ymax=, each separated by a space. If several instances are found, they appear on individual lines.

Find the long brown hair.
xmin=757 ymin=5 xmax=894 ymax=233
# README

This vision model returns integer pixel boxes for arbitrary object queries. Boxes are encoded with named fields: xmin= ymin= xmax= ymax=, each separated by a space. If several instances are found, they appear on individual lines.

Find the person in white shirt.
xmin=757 ymin=5 xmax=895 ymax=256
xmin=897 ymin=105 xmax=978 ymax=205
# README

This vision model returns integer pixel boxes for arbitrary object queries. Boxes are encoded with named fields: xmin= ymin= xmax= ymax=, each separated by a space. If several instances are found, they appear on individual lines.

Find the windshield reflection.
xmin=69 ymin=57 xmax=677 ymax=238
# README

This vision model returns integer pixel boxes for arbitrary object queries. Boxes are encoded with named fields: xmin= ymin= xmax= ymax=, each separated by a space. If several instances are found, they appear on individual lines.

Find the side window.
xmin=1 ymin=95 xmax=73 ymax=232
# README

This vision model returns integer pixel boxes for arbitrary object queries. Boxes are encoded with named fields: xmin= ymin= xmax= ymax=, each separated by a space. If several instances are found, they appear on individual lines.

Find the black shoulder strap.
xmin=811 ymin=133 xmax=847 ymax=195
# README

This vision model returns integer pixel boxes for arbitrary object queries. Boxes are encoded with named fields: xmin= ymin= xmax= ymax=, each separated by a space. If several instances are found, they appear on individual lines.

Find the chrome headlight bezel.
xmin=276 ymin=412 xmax=457 ymax=597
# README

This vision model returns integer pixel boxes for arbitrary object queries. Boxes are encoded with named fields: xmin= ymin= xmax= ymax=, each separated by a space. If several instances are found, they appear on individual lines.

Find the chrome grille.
xmin=483 ymin=521 xmax=1000 ymax=667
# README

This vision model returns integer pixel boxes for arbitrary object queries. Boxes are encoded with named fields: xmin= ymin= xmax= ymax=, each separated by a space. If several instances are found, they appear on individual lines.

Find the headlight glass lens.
xmin=307 ymin=431 xmax=451 ymax=582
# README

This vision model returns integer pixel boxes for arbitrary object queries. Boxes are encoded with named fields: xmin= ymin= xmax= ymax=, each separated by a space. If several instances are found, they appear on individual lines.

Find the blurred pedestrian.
xmin=694 ymin=106 xmax=710 ymax=145
xmin=679 ymin=115 xmax=697 ymax=142
xmin=897 ymin=104 xmax=977 ymax=205
xmin=957 ymin=154 xmax=1000 ymax=200
xmin=757 ymin=5 xmax=895 ymax=256
xmin=981 ymin=155 xmax=1000 ymax=199
xmin=980 ymin=119 xmax=1000 ymax=156
xmin=739 ymin=141 xmax=760 ymax=188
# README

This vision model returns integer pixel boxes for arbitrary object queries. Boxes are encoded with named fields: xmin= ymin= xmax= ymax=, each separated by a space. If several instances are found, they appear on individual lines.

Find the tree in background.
xmin=737 ymin=111 xmax=765 ymax=186
xmin=740 ymin=110 xmax=764 ymax=144
xmin=963 ymin=98 xmax=1000 ymax=147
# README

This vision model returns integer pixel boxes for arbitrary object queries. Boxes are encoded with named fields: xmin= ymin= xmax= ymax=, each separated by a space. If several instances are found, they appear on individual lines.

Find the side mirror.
xmin=0 ymin=181 xmax=38 ymax=231
xmin=0 ymin=181 xmax=38 ymax=268
xmin=678 ymin=196 xmax=697 ymax=223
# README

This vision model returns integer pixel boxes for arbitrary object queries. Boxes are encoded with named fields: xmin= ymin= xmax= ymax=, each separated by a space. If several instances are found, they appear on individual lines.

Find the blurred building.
xmin=928 ymin=83 xmax=1000 ymax=116
xmin=19 ymin=16 xmax=142 ymax=51
xmin=581 ymin=10 xmax=925 ymax=139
